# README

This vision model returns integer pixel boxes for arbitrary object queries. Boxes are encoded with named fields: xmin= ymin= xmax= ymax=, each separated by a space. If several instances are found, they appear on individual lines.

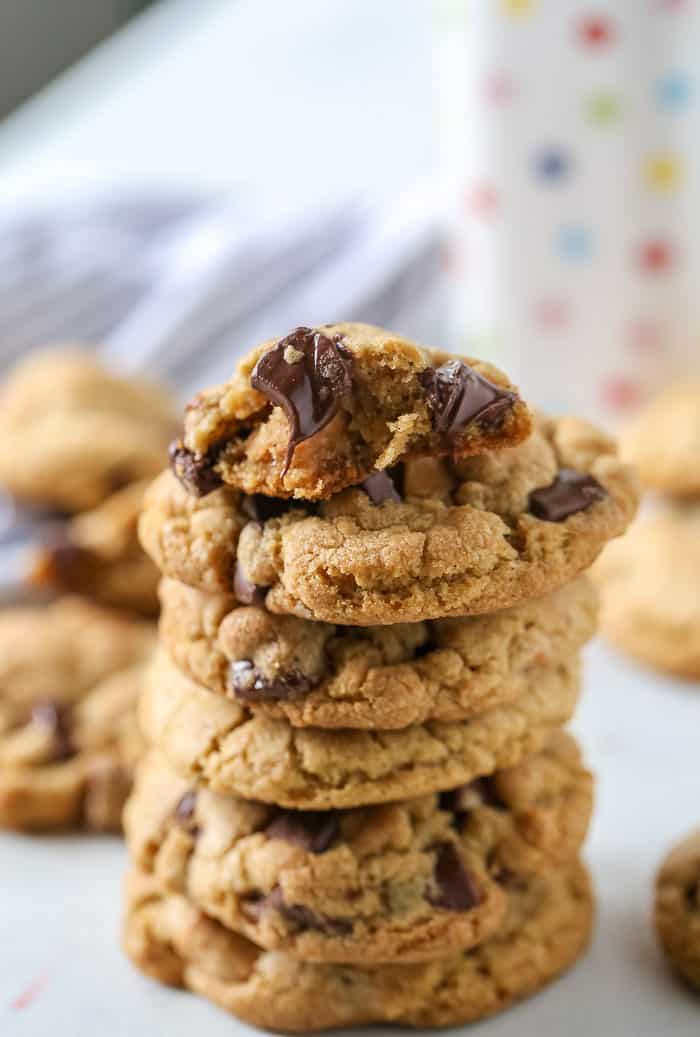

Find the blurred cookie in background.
xmin=0 ymin=595 xmax=155 ymax=831
xmin=30 ymin=480 xmax=160 ymax=616
xmin=593 ymin=508 xmax=700 ymax=678
xmin=0 ymin=348 xmax=176 ymax=513
xmin=655 ymin=828 xmax=700 ymax=991
xmin=622 ymin=383 xmax=700 ymax=499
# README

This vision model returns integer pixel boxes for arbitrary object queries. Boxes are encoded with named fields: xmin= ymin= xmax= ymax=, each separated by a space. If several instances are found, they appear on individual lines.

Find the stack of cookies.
xmin=124 ymin=324 xmax=638 ymax=1030
xmin=0 ymin=349 xmax=175 ymax=830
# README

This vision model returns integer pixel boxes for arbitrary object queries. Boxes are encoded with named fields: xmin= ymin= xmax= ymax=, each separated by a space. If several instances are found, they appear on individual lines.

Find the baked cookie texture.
xmin=140 ymin=649 xmax=579 ymax=809
xmin=172 ymin=323 xmax=532 ymax=502
xmin=594 ymin=509 xmax=700 ymax=677
xmin=158 ymin=575 xmax=597 ymax=728
xmin=0 ymin=348 xmax=176 ymax=512
xmin=622 ymin=382 xmax=700 ymax=497
xmin=655 ymin=829 xmax=700 ymax=990
xmin=124 ymin=733 xmax=591 ymax=965
xmin=0 ymin=598 xmax=155 ymax=830
xmin=124 ymin=859 xmax=593 ymax=1032
xmin=140 ymin=415 xmax=637 ymax=625
xmin=30 ymin=480 xmax=160 ymax=616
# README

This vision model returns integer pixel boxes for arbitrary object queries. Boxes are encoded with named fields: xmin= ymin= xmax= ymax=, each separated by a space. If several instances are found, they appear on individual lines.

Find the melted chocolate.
xmin=427 ymin=842 xmax=482 ymax=911
xmin=250 ymin=328 xmax=353 ymax=474
xmin=420 ymin=360 xmax=516 ymax=437
xmin=265 ymin=810 xmax=341 ymax=853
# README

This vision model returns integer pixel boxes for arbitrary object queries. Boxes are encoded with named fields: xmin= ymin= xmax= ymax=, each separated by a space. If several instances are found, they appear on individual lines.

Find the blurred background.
xmin=0 ymin=0 xmax=698 ymax=415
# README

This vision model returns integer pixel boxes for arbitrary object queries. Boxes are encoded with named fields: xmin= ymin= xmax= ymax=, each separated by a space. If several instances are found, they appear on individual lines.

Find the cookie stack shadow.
xmin=122 ymin=324 xmax=638 ymax=1031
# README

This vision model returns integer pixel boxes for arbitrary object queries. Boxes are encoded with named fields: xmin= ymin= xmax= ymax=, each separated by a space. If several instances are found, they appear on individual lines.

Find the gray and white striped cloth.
xmin=0 ymin=186 xmax=445 ymax=581
xmin=0 ymin=187 xmax=445 ymax=393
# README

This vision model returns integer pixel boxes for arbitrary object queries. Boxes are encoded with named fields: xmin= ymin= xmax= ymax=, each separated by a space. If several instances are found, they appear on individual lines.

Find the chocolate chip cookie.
xmin=655 ymin=829 xmax=700 ymax=990
xmin=125 ymin=732 xmax=591 ymax=965
xmin=124 ymin=858 xmax=593 ymax=1031
xmin=140 ymin=649 xmax=579 ymax=809
xmin=170 ymin=323 xmax=532 ymax=502
xmin=594 ymin=509 xmax=700 ymax=677
xmin=140 ymin=414 xmax=637 ymax=625
xmin=30 ymin=480 xmax=160 ymax=616
xmin=622 ymin=382 xmax=700 ymax=497
xmin=0 ymin=597 xmax=155 ymax=830
xmin=158 ymin=576 xmax=597 ymax=728
xmin=0 ymin=348 xmax=176 ymax=512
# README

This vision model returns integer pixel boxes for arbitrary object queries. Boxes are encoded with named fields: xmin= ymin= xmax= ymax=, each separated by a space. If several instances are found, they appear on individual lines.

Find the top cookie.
xmin=141 ymin=414 xmax=638 ymax=625
xmin=0 ymin=348 xmax=176 ymax=512
xmin=170 ymin=323 xmax=532 ymax=501
xmin=622 ymin=382 xmax=700 ymax=498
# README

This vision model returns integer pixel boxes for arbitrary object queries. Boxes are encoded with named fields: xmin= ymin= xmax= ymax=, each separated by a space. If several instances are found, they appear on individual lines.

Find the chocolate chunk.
xmin=360 ymin=466 xmax=403 ymax=505
xmin=427 ymin=842 xmax=482 ymax=911
xmin=528 ymin=468 xmax=608 ymax=522
xmin=245 ymin=886 xmax=351 ymax=935
xmin=229 ymin=660 xmax=312 ymax=702
xmin=265 ymin=810 xmax=340 ymax=853
xmin=174 ymin=790 xmax=200 ymax=837
xmin=31 ymin=699 xmax=74 ymax=761
xmin=169 ymin=440 xmax=223 ymax=497
xmin=233 ymin=563 xmax=268 ymax=606
xmin=242 ymin=494 xmax=292 ymax=522
xmin=419 ymin=360 xmax=516 ymax=437
xmin=250 ymin=327 xmax=353 ymax=474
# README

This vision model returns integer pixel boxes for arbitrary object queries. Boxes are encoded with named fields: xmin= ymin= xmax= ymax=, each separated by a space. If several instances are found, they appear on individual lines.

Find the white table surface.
xmin=1 ymin=639 xmax=698 ymax=1036
xmin=0 ymin=2 xmax=698 ymax=1033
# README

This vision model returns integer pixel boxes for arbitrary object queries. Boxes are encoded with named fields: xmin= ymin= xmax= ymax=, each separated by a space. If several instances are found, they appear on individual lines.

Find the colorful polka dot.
xmin=601 ymin=376 xmax=645 ymax=412
xmin=483 ymin=71 xmax=515 ymax=106
xmin=655 ymin=72 xmax=692 ymax=111
xmin=638 ymin=238 xmax=675 ymax=273
xmin=584 ymin=91 xmax=623 ymax=126
xmin=534 ymin=149 xmax=571 ymax=182
xmin=466 ymin=182 xmax=500 ymax=218
xmin=556 ymin=225 xmax=593 ymax=261
xmin=532 ymin=298 xmax=572 ymax=332
xmin=578 ymin=14 xmax=616 ymax=47
xmin=644 ymin=154 xmax=683 ymax=191
xmin=502 ymin=0 xmax=537 ymax=16
xmin=626 ymin=317 xmax=665 ymax=354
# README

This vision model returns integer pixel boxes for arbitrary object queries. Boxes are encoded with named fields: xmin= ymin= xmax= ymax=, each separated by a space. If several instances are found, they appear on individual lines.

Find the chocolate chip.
xmin=229 ymin=660 xmax=313 ymax=702
xmin=419 ymin=360 xmax=516 ymax=437
xmin=174 ymin=790 xmax=200 ymax=836
xmin=31 ymin=699 xmax=74 ymax=761
xmin=169 ymin=439 xmax=223 ymax=497
xmin=265 ymin=810 xmax=340 ymax=853
xmin=233 ymin=563 xmax=268 ymax=606
xmin=528 ymin=468 xmax=608 ymax=522
xmin=427 ymin=842 xmax=482 ymax=911
xmin=250 ymin=327 xmax=353 ymax=474
xmin=360 ymin=466 xmax=403 ymax=505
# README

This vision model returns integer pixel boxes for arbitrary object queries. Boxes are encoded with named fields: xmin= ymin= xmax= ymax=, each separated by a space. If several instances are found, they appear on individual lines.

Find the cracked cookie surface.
xmin=140 ymin=415 xmax=637 ymax=625
xmin=140 ymin=649 xmax=579 ymax=809
xmin=172 ymin=323 xmax=531 ymax=502
xmin=31 ymin=480 xmax=160 ymax=616
xmin=124 ymin=732 xmax=591 ymax=965
xmin=0 ymin=348 xmax=176 ymax=512
xmin=124 ymin=858 xmax=593 ymax=1032
xmin=0 ymin=598 xmax=155 ymax=830
xmin=655 ymin=828 xmax=700 ymax=990
xmin=158 ymin=576 xmax=596 ymax=728
xmin=594 ymin=509 xmax=700 ymax=677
